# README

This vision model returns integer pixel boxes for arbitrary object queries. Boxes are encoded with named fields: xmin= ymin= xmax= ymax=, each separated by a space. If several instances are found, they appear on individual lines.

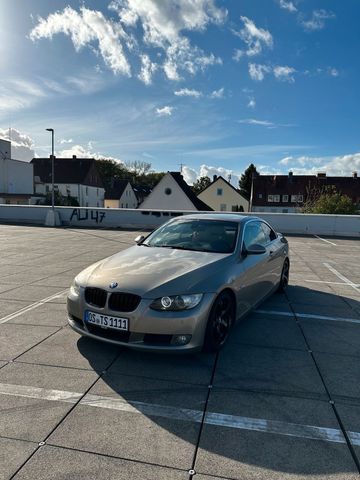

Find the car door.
xmin=261 ymin=221 xmax=284 ymax=289
xmin=233 ymin=221 xmax=273 ymax=312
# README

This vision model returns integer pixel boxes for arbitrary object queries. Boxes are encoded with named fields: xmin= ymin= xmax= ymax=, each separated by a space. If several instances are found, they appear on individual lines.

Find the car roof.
xmin=174 ymin=213 xmax=260 ymax=225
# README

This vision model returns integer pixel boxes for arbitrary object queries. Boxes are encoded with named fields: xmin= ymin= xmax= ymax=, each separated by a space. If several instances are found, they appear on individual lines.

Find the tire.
xmin=203 ymin=290 xmax=235 ymax=353
xmin=277 ymin=259 xmax=290 ymax=292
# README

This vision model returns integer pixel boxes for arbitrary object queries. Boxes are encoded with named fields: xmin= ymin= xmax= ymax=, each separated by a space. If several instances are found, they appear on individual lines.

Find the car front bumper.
xmin=67 ymin=289 xmax=217 ymax=353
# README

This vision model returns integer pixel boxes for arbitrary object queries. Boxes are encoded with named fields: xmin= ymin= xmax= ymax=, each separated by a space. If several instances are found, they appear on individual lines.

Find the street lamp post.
xmin=46 ymin=128 xmax=54 ymax=210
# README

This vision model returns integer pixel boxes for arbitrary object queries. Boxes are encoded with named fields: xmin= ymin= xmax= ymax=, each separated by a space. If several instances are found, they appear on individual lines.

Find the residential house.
xmin=252 ymin=172 xmax=360 ymax=213
xmin=139 ymin=172 xmax=212 ymax=211
xmin=0 ymin=139 xmax=34 ymax=204
xmin=105 ymin=179 xmax=138 ymax=208
xmin=32 ymin=156 xmax=105 ymax=207
xmin=198 ymin=175 xmax=249 ymax=212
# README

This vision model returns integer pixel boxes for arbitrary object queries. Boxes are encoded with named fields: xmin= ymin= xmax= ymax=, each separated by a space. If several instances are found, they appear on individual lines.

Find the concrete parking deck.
xmin=0 ymin=225 xmax=359 ymax=480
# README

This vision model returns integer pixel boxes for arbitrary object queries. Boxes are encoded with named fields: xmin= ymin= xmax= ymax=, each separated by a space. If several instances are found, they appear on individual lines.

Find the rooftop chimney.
xmin=317 ymin=172 xmax=326 ymax=178
xmin=353 ymin=171 xmax=358 ymax=178
xmin=213 ymin=175 xmax=217 ymax=182
xmin=72 ymin=155 xmax=77 ymax=159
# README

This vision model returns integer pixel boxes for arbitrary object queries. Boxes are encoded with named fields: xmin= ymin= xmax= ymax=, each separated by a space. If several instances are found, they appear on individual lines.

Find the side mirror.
xmin=134 ymin=235 xmax=145 ymax=244
xmin=246 ymin=243 xmax=266 ymax=255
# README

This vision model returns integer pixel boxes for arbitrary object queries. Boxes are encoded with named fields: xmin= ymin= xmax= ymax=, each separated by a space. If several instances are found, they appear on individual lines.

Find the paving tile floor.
xmin=0 ymin=225 xmax=359 ymax=480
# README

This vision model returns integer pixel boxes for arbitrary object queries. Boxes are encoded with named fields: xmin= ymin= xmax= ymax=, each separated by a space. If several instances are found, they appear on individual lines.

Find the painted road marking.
xmin=0 ymin=382 xmax=359 ymax=446
xmin=314 ymin=235 xmax=337 ymax=246
xmin=324 ymin=263 xmax=360 ymax=294
xmin=0 ymin=289 xmax=68 ymax=325
xmin=255 ymin=309 xmax=360 ymax=325
xmin=305 ymin=279 xmax=360 ymax=287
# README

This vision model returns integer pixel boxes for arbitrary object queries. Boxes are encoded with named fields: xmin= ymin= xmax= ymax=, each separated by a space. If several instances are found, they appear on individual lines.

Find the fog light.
xmin=172 ymin=334 xmax=191 ymax=346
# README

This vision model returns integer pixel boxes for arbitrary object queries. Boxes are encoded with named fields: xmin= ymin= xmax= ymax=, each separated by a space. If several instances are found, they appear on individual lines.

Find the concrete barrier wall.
xmin=0 ymin=204 xmax=359 ymax=237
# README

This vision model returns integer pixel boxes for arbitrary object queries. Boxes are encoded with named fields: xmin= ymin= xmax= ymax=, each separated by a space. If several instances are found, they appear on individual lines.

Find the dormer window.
xmin=217 ymin=188 xmax=223 ymax=196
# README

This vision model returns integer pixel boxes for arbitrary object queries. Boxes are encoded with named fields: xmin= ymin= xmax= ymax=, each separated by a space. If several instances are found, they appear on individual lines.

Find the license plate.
xmin=85 ymin=311 xmax=129 ymax=331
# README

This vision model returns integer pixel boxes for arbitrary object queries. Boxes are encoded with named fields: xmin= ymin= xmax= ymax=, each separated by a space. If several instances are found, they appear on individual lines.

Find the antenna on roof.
xmin=228 ymin=174 xmax=231 ymax=182
xmin=178 ymin=163 xmax=185 ymax=173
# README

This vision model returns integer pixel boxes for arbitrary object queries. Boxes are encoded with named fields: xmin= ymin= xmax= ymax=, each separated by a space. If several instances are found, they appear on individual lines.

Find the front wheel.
xmin=203 ymin=291 xmax=235 ymax=353
xmin=277 ymin=259 xmax=290 ymax=292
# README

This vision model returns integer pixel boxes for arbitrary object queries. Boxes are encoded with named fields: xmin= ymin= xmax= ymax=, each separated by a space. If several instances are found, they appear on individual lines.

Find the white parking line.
xmin=0 ymin=382 xmax=358 ymax=446
xmin=324 ymin=263 xmax=360 ymax=294
xmin=0 ymin=289 xmax=68 ymax=325
xmin=314 ymin=235 xmax=337 ymax=246
xmin=255 ymin=309 xmax=360 ymax=325
xmin=305 ymin=280 xmax=360 ymax=287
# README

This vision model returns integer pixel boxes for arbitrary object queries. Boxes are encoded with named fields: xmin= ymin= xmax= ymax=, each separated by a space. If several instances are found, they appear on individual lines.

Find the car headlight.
xmin=69 ymin=278 xmax=81 ymax=297
xmin=150 ymin=294 xmax=203 ymax=311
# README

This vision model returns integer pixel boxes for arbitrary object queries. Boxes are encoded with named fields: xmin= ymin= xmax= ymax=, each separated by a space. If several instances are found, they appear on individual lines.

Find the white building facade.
xmin=139 ymin=172 xmax=211 ymax=211
xmin=0 ymin=139 xmax=34 ymax=204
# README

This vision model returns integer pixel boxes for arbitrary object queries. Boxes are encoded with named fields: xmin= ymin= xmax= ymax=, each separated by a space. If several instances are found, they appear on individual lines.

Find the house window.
xmin=86 ymin=202 xmax=89 ymax=207
xmin=282 ymin=195 xmax=289 ymax=202
xmin=291 ymin=195 xmax=303 ymax=203
xmin=165 ymin=188 xmax=172 ymax=195
xmin=220 ymin=203 xmax=227 ymax=211
xmin=45 ymin=185 xmax=49 ymax=193
xmin=217 ymin=188 xmax=223 ymax=196
xmin=258 ymin=193 xmax=262 ymax=199
xmin=268 ymin=195 xmax=280 ymax=202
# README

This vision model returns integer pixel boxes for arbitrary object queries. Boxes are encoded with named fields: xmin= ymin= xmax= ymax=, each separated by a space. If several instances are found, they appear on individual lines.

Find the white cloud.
xmin=156 ymin=105 xmax=173 ymax=116
xmin=329 ymin=67 xmax=339 ymax=77
xmin=0 ymin=127 xmax=35 ymax=161
xmin=209 ymin=87 xmax=224 ymax=99
xmin=59 ymin=143 xmax=125 ymax=163
xmin=174 ymin=88 xmax=202 ymax=98
xmin=278 ymin=0 xmax=297 ymax=13
xmin=238 ymin=118 xmax=274 ymax=127
xmin=59 ymin=138 xmax=73 ymax=144
xmin=138 ymin=54 xmax=158 ymax=85
xmin=233 ymin=16 xmax=273 ymax=57
xmin=232 ymin=49 xmax=243 ymax=62
xmin=248 ymin=63 xmax=296 ymax=83
xmin=182 ymin=163 xmax=239 ymax=186
xmin=111 ymin=0 xmax=226 ymax=81
xmin=248 ymin=63 xmax=270 ymax=81
xmin=30 ymin=6 xmax=131 ymax=75
xmin=278 ymin=153 xmax=360 ymax=176
xmin=238 ymin=118 xmax=295 ymax=128
xmin=247 ymin=97 xmax=256 ymax=109
xmin=300 ymin=9 xmax=335 ymax=32
xmin=273 ymin=65 xmax=296 ymax=82
xmin=182 ymin=165 xmax=198 ymax=184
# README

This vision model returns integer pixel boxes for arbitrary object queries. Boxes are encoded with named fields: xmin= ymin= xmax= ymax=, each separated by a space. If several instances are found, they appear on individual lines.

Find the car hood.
xmin=77 ymin=245 xmax=231 ymax=297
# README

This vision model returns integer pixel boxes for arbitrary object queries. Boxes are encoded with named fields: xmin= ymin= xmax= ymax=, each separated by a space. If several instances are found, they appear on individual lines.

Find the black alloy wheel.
xmin=203 ymin=290 xmax=235 ymax=353
xmin=278 ymin=259 xmax=290 ymax=292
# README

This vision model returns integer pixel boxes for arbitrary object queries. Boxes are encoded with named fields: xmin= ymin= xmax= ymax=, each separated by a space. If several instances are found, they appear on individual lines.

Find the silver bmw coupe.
xmin=67 ymin=214 xmax=289 ymax=353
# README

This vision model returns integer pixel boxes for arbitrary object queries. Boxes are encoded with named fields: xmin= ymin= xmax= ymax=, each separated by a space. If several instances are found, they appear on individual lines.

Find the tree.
xmin=95 ymin=159 xmax=129 ymax=190
xmin=238 ymin=164 xmax=258 ymax=200
xmin=125 ymin=160 xmax=152 ymax=180
xmin=191 ymin=176 xmax=211 ymax=195
xmin=303 ymin=186 xmax=357 ymax=214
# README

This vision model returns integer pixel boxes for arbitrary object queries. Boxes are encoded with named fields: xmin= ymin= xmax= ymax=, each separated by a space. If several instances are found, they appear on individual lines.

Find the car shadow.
xmin=77 ymin=285 xmax=360 ymax=477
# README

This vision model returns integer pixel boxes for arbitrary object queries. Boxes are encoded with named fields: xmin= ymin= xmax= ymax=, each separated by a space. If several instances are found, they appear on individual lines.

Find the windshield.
xmin=143 ymin=219 xmax=239 ymax=253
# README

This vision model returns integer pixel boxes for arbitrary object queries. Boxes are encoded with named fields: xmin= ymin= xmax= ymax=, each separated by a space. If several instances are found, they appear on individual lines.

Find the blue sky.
xmin=0 ymin=0 xmax=359 ymax=185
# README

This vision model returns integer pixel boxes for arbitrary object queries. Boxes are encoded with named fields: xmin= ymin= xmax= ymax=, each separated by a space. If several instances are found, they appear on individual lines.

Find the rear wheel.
xmin=278 ymin=259 xmax=290 ymax=292
xmin=203 ymin=291 xmax=235 ymax=353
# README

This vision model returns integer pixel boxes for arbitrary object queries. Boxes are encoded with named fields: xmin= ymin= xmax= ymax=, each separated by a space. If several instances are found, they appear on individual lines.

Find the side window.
xmin=261 ymin=222 xmax=277 ymax=243
xmin=243 ymin=222 xmax=267 ymax=250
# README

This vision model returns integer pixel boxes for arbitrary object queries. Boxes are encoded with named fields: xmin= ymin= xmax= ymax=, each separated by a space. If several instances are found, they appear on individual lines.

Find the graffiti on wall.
xmin=70 ymin=209 xmax=106 ymax=224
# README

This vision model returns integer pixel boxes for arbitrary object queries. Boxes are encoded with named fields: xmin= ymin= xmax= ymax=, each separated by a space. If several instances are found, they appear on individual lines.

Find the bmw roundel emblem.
xmin=109 ymin=282 xmax=118 ymax=289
